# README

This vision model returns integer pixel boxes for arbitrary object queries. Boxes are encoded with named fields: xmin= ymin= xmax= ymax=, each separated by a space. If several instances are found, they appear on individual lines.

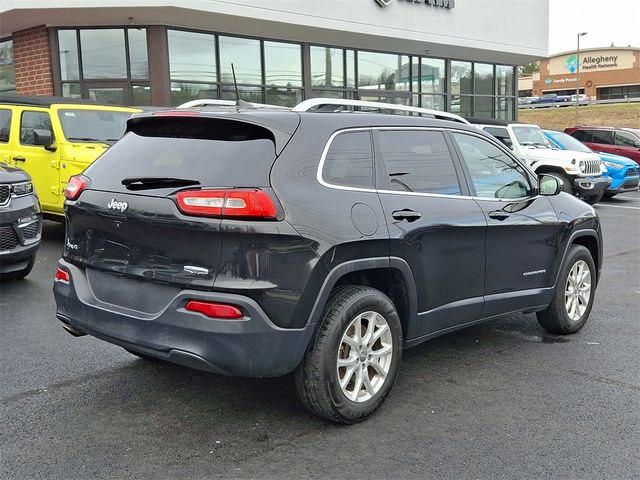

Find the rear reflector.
xmin=185 ymin=301 xmax=244 ymax=319
xmin=55 ymin=267 xmax=70 ymax=283
xmin=176 ymin=189 xmax=277 ymax=219
xmin=64 ymin=175 xmax=89 ymax=200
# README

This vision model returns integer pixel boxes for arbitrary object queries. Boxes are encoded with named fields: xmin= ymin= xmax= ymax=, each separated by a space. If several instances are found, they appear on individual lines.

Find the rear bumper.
xmin=53 ymin=260 xmax=315 ymax=377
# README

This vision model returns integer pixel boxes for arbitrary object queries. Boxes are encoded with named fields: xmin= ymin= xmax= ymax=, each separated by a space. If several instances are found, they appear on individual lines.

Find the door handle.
xmin=392 ymin=209 xmax=421 ymax=222
xmin=12 ymin=156 xmax=26 ymax=162
xmin=488 ymin=210 xmax=510 ymax=221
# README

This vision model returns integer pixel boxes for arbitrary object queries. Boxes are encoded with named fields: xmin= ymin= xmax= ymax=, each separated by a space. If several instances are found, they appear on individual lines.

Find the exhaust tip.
xmin=62 ymin=323 xmax=86 ymax=337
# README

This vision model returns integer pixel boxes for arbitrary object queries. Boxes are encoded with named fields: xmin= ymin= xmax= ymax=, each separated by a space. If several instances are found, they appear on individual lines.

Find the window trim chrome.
xmin=317 ymin=126 xmax=540 ymax=203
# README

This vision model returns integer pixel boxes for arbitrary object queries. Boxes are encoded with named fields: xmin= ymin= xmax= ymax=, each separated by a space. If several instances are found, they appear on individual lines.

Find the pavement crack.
xmin=567 ymin=369 xmax=640 ymax=392
xmin=0 ymin=365 xmax=133 ymax=406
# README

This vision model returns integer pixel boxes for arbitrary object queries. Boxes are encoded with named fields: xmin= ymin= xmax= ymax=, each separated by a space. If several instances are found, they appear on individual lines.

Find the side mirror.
xmin=539 ymin=175 xmax=562 ymax=196
xmin=33 ymin=129 xmax=54 ymax=149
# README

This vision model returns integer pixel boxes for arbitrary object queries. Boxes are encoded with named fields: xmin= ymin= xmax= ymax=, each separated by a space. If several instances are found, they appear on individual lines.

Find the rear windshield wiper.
xmin=122 ymin=177 xmax=201 ymax=189
xmin=122 ymin=177 xmax=201 ymax=191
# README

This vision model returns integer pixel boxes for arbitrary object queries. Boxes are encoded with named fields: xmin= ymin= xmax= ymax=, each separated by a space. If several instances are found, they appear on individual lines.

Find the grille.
xmin=625 ymin=167 xmax=639 ymax=177
xmin=0 ymin=225 xmax=19 ymax=251
xmin=0 ymin=185 xmax=9 ymax=206
xmin=22 ymin=220 xmax=40 ymax=240
xmin=581 ymin=160 xmax=601 ymax=175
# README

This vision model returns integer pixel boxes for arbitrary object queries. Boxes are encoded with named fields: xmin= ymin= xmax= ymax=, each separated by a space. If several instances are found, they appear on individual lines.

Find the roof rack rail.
xmin=177 ymin=99 xmax=289 ymax=110
xmin=292 ymin=98 xmax=470 ymax=124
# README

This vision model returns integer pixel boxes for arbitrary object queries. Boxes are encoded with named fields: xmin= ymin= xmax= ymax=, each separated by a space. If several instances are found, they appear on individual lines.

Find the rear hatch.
xmin=63 ymin=111 xmax=299 ymax=290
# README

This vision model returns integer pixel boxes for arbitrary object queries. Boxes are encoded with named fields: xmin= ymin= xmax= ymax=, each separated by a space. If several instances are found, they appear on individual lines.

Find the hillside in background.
xmin=518 ymin=103 xmax=640 ymax=131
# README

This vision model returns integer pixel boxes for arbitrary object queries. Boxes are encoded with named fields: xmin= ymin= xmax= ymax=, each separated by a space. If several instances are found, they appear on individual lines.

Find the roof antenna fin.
xmin=231 ymin=63 xmax=251 ymax=108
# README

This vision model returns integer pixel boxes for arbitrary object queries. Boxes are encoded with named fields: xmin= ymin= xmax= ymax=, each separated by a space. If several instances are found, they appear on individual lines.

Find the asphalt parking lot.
xmin=1 ymin=192 xmax=639 ymax=480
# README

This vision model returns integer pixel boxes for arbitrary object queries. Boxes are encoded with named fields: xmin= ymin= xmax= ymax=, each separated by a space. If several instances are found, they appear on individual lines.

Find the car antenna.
xmin=231 ymin=63 xmax=251 ymax=108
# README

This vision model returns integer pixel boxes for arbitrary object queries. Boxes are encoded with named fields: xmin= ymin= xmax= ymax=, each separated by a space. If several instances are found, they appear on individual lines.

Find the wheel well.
xmin=573 ymin=235 xmax=600 ymax=272
xmin=535 ymin=166 xmax=568 ymax=176
xmin=334 ymin=268 xmax=410 ymax=335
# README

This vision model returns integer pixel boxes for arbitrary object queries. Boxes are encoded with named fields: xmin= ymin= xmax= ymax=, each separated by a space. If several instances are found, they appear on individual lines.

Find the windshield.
xmin=547 ymin=131 xmax=593 ymax=153
xmin=512 ymin=126 xmax=551 ymax=147
xmin=58 ymin=109 xmax=133 ymax=143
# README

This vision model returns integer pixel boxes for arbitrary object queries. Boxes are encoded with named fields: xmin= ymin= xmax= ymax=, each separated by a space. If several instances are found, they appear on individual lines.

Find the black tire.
xmin=584 ymin=191 xmax=604 ymax=205
xmin=295 ymin=285 xmax=403 ymax=424
xmin=0 ymin=254 xmax=36 ymax=281
xmin=548 ymin=173 xmax=573 ymax=195
xmin=537 ymin=245 xmax=596 ymax=334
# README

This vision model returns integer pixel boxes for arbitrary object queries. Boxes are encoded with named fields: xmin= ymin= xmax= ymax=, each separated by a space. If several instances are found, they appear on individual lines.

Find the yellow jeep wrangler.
xmin=0 ymin=95 xmax=140 ymax=219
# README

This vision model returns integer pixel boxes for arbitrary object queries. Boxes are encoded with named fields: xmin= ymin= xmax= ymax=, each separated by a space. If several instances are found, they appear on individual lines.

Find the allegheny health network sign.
xmin=375 ymin=0 xmax=455 ymax=8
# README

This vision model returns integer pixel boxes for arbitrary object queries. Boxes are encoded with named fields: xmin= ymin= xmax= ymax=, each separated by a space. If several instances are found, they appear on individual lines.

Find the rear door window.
xmin=571 ymin=130 xmax=592 ymax=142
xmin=322 ymin=131 xmax=374 ymax=188
xmin=0 ymin=109 xmax=11 ymax=143
xmin=452 ymin=132 xmax=533 ymax=199
xmin=377 ymin=130 xmax=462 ymax=195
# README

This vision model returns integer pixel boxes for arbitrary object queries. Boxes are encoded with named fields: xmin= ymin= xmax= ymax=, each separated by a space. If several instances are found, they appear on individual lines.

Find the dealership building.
xmin=0 ymin=0 xmax=549 ymax=120
xmin=519 ymin=47 xmax=640 ymax=99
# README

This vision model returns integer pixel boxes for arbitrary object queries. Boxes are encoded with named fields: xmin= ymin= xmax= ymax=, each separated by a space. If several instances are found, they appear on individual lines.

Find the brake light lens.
xmin=176 ymin=190 xmax=277 ymax=219
xmin=185 ymin=300 xmax=244 ymax=319
xmin=64 ymin=175 xmax=89 ymax=200
xmin=55 ymin=267 xmax=70 ymax=283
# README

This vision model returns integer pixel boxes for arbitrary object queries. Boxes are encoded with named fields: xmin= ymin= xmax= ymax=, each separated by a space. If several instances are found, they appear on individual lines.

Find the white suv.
xmin=475 ymin=122 xmax=609 ymax=204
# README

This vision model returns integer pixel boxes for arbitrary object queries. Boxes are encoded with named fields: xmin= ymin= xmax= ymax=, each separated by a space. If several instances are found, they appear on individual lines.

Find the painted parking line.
xmin=596 ymin=204 xmax=640 ymax=211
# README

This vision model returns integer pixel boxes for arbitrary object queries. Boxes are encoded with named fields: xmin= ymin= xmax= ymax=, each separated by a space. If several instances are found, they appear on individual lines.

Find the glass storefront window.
xmin=265 ymin=87 xmax=303 ymax=107
xmin=474 ymin=63 xmax=493 ymax=95
xmin=80 ymin=29 xmax=127 ymax=79
xmin=496 ymin=97 xmax=514 ymax=120
xmin=61 ymin=83 xmax=81 ymax=98
xmin=170 ymin=82 xmax=218 ymax=106
xmin=58 ymin=30 xmax=80 ymax=81
xmin=311 ymin=90 xmax=345 ymax=99
xmin=421 ymin=58 xmax=445 ymax=94
xmin=220 ymin=85 xmax=263 ymax=103
xmin=168 ymin=30 xmax=216 ymax=83
xmin=358 ymin=51 xmax=410 ymax=91
xmin=0 ymin=39 xmax=15 ymax=93
xmin=128 ymin=29 xmax=149 ymax=80
xmin=496 ymin=65 xmax=514 ymax=96
xmin=451 ymin=61 xmax=472 ymax=95
xmin=219 ymin=36 xmax=261 ymax=85
xmin=474 ymin=96 xmax=494 ymax=118
xmin=310 ymin=46 xmax=344 ymax=88
xmin=346 ymin=50 xmax=356 ymax=89
xmin=451 ymin=95 xmax=472 ymax=117
xmin=421 ymin=94 xmax=445 ymax=111
xmin=264 ymin=41 xmax=302 ymax=87
xmin=132 ymin=84 xmax=152 ymax=105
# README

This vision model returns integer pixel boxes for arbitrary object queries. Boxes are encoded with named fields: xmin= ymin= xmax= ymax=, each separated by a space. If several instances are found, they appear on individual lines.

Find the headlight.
xmin=12 ymin=181 xmax=33 ymax=196
xmin=602 ymin=160 xmax=623 ymax=170
xmin=578 ymin=160 xmax=586 ymax=172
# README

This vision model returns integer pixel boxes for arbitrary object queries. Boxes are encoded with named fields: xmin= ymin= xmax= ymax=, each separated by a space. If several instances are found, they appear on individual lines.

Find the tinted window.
xmin=323 ymin=131 xmax=373 ymax=188
xmin=484 ymin=127 xmax=513 ymax=149
xmin=20 ymin=111 xmax=53 ymax=146
xmin=589 ymin=129 xmax=613 ymax=145
xmin=0 ymin=109 xmax=11 ymax=143
xmin=453 ymin=133 xmax=532 ymax=199
xmin=615 ymin=131 xmax=638 ymax=147
xmin=570 ymin=130 xmax=591 ymax=142
xmin=85 ymin=118 xmax=276 ymax=191
xmin=378 ymin=130 xmax=461 ymax=195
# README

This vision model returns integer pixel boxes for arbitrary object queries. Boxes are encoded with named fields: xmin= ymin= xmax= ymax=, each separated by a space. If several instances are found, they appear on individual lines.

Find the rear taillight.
xmin=64 ymin=175 xmax=89 ymax=200
xmin=185 ymin=300 xmax=244 ymax=319
xmin=55 ymin=266 xmax=70 ymax=284
xmin=176 ymin=189 xmax=277 ymax=219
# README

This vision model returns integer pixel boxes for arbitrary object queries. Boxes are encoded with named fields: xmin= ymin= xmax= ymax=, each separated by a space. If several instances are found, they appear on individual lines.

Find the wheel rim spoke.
xmin=336 ymin=310 xmax=393 ymax=403
xmin=564 ymin=260 xmax=592 ymax=321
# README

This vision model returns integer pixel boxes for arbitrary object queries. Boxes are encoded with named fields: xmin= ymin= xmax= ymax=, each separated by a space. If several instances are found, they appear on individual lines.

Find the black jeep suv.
xmin=54 ymin=100 xmax=602 ymax=423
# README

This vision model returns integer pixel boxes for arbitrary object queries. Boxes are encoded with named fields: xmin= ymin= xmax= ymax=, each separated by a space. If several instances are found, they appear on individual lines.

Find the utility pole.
xmin=575 ymin=32 xmax=588 ymax=125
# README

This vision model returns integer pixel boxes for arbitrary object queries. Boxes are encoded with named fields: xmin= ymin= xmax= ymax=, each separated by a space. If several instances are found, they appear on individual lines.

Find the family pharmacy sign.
xmin=375 ymin=0 xmax=455 ymax=8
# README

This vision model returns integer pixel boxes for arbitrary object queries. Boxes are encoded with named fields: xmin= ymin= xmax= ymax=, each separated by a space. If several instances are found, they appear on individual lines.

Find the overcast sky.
xmin=549 ymin=0 xmax=640 ymax=54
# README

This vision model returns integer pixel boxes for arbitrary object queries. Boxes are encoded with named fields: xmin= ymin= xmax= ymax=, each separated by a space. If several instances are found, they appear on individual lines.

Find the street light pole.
xmin=575 ymin=32 xmax=588 ymax=125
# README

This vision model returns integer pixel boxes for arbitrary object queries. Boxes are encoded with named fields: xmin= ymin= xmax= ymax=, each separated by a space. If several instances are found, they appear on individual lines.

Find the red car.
xmin=565 ymin=127 xmax=640 ymax=166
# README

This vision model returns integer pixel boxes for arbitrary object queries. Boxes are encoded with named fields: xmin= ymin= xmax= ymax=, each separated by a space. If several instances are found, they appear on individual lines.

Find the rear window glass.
xmin=84 ymin=118 xmax=277 ymax=190
xmin=322 ymin=131 xmax=374 ymax=188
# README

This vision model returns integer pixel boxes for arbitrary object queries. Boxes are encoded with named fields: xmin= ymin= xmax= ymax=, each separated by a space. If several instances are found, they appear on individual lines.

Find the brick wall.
xmin=13 ymin=25 xmax=54 ymax=96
